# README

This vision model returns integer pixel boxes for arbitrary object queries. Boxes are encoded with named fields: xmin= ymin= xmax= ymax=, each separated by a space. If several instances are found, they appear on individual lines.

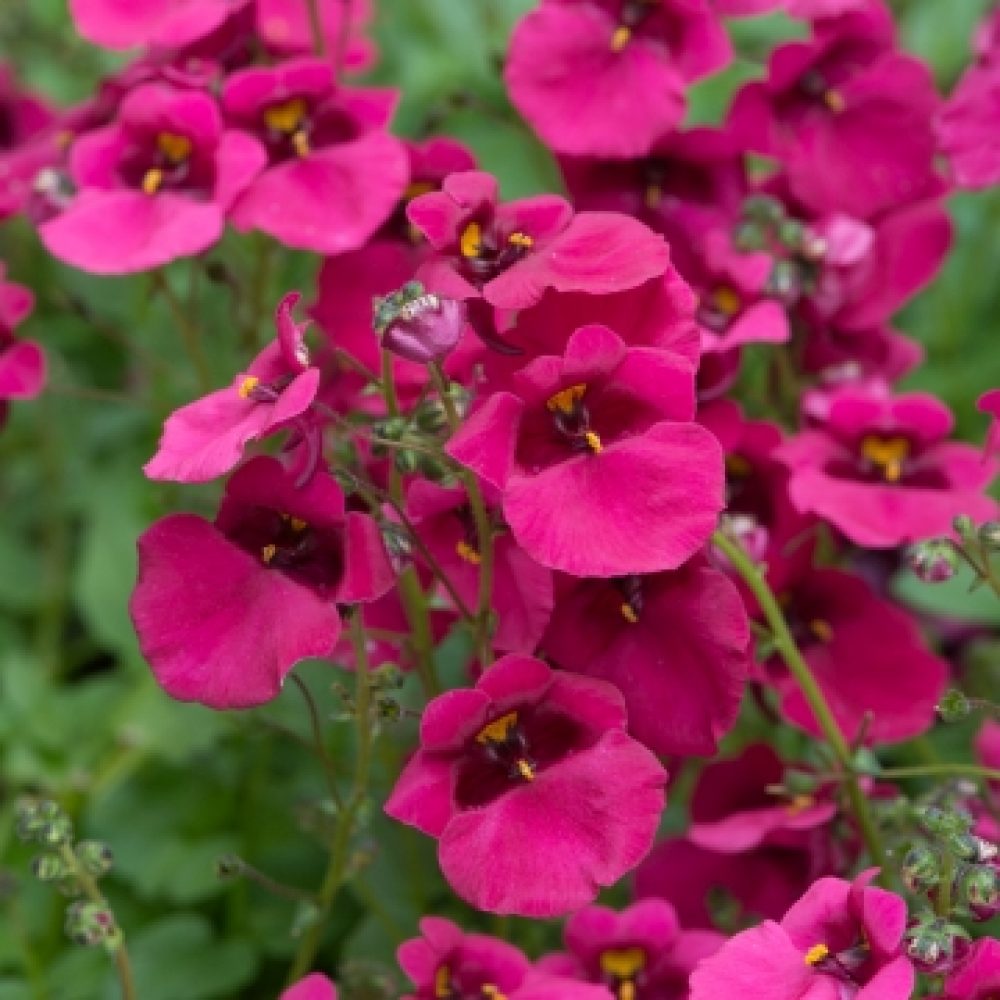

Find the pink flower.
xmin=68 ymin=0 xmax=246 ymax=51
xmin=145 ymin=292 xmax=320 ymax=483
xmin=541 ymin=559 xmax=751 ymax=756
xmin=256 ymin=0 xmax=376 ymax=71
xmin=728 ymin=7 xmax=940 ymax=218
xmin=978 ymin=389 xmax=1000 ymax=460
xmin=939 ymin=56 xmax=1000 ymax=190
xmin=222 ymin=57 xmax=408 ymax=252
xmin=940 ymin=938 xmax=1000 ymax=999
xmin=39 ymin=82 xmax=263 ymax=274
xmin=505 ymin=0 xmax=731 ymax=158
xmin=0 ymin=263 xmax=45 ymax=406
xmin=130 ymin=456 xmax=394 ymax=709
xmin=541 ymin=898 xmax=724 ymax=999
xmin=689 ymin=871 xmax=914 ymax=999
xmin=398 ymin=916 xmax=531 ymax=1000
xmin=763 ymin=567 xmax=949 ymax=745
xmin=384 ymin=655 xmax=667 ymax=916
xmin=281 ymin=973 xmax=337 ymax=1000
xmin=407 ymin=480 xmax=554 ymax=654
xmin=407 ymin=171 xmax=671 ymax=311
xmin=446 ymin=324 xmax=724 ymax=577
xmin=778 ymin=384 xmax=998 ymax=548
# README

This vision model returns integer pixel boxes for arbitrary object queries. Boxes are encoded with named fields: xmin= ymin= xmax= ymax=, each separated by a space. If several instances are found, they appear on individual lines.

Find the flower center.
xmin=457 ymin=221 xmax=535 ymax=284
xmin=259 ymin=513 xmax=310 ymax=566
xmin=610 ymin=0 xmax=658 ymax=51
xmin=600 ymin=947 xmax=646 ymax=1000
xmin=616 ymin=575 xmax=644 ymax=624
xmin=263 ymin=97 xmax=311 ymax=157
xmin=859 ymin=434 xmax=909 ymax=483
xmin=546 ymin=383 xmax=602 ymax=454
xmin=475 ymin=711 xmax=536 ymax=782
xmin=141 ymin=131 xmax=194 ymax=195
xmin=804 ymin=943 xmax=830 ymax=967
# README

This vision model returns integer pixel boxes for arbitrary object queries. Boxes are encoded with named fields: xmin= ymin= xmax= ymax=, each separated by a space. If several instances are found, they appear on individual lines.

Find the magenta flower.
xmin=384 ymin=655 xmax=667 ymax=916
xmin=505 ymin=0 xmax=731 ymax=158
xmin=940 ymin=938 xmax=1000 ymax=999
xmin=145 ymin=292 xmax=320 ymax=483
xmin=763 ymin=567 xmax=948 ymax=744
xmin=778 ymin=385 xmax=998 ymax=548
xmin=130 ymin=456 xmax=394 ymax=709
xmin=728 ymin=7 xmax=940 ymax=218
xmin=542 ymin=560 xmax=751 ymax=756
xmin=407 ymin=480 xmax=554 ymax=654
xmin=256 ymin=0 xmax=375 ymax=70
xmin=281 ymin=973 xmax=337 ymax=1000
xmin=222 ymin=57 xmax=408 ymax=253
xmin=39 ymin=82 xmax=263 ymax=274
xmin=407 ymin=171 xmax=671 ymax=311
xmin=542 ymin=898 xmax=724 ymax=1000
xmin=398 ymin=916 xmax=531 ymax=1000
xmin=68 ymin=0 xmax=246 ymax=51
xmin=0 ymin=264 xmax=45 ymax=406
xmin=939 ymin=56 xmax=1000 ymax=190
xmin=979 ymin=389 xmax=1000 ymax=460
xmin=446 ymin=324 xmax=724 ymax=577
xmin=689 ymin=871 xmax=914 ymax=999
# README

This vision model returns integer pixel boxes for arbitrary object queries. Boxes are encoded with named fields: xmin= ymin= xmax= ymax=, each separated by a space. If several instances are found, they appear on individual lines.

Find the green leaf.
xmin=893 ymin=563 xmax=1000 ymax=625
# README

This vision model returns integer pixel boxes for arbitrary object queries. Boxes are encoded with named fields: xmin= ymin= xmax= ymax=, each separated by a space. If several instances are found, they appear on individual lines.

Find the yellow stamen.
xmin=516 ymin=759 xmax=535 ymax=782
xmin=644 ymin=183 xmax=662 ymax=210
xmin=456 ymin=540 xmax=482 ymax=565
xmin=546 ymin=383 xmax=587 ymax=415
xmin=460 ymin=221 xmax=482 ymax=258
xmin=481 ymin=986 xmax=509 ymax=1000
xmin=157 ymin=132 xmax=192 ymax=163
xmin=476 ymin=710 xmax=519 ymax=745
xmin=434 ymin=966 xmax=451 ymax=999
xmin=600 ymin=947 xmax=646 ymax=980
xmin=288 ymin=516 xmax=308 ymax=533
xmin=620 ymin=603 xmax=639 ymax=624
xmin=809 ymin=619 xmax=834 ymax=643
xmin=611 ymin=25 xmax=631 ymax=52
xmin=141 ymin=167 xmax=164 ymax=195
xmin=860 ymin=434 xmax=909 ymax=483
xmin=786 ymin=794 xmax=815 ymax=816
xmin=405 ymin=180 xmax=435 ymax=201
xmin=824 ymin=89 xmax=845 ymax=113
xmin=238 ymin=375 xmax=261 ymax=399
xmin=711 ymin=285 xmax=743 ymax=317
xmin=585 ymin=430 xmax=603 ymax=454
xmin=619 ymin=984 xmax=636 ymax=1000
xmin=291 ymin=129 xmax=310 ymax=157
xmin=726 ymin=453 xmax=752 ymax=477
xmin=804 ymin=943 xmax=830 ymax=966
xmin=261 ymin=544 xmax=277 ymax=564
xmin=264 ymin=96 xmax=309 ymax=134
xmin=508 ymin=231 xmax=534 ymax=248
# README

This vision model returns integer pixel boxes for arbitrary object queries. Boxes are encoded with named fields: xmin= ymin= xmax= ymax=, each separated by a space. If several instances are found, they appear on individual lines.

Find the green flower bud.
xmin=905 ymin=540 xmax=960 ymax=584
xmin=959 ymin=865 xmax=1000 ymax=909
xmin=215 ymin=854 xmax=245 ymax=881
xmin=32 ymin=853 xmax=68 ymax=883
xmin=978 ymin=520 xmax=1000 ymax=551
xmin=937 ymin=688 xmax=971 ymax=723
xmin=76 ymin=841 xmax=113 ymax=878
xmin=953 ymin=515 xmax=977 ymax=543
xmin=65 ymin=900 xmax=117 ymax=949
xmin=902 ymin=845 xmax=941 ymax=894
xmin=905 ymin=918 xmax=956 ymax=970
xmin=917 ymin=805 xmax=972 ymax=839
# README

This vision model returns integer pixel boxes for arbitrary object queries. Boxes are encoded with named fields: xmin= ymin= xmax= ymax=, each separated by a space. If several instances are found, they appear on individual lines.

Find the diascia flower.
xmin=0 ymin=263 xmax=45 ymax=409
xmin=281 ymin=973 xmax=337 ymax=1000
xmin=130 ymin=456 xmax=394 ymax=709
xmin=68 ymin=0 xmax=246 ymax=51
xmin=939 ymin=52 xmax=1000 ymax=190
xmin=145 ymin=292 xmax=320 ymax=483
xmin=384 ymin=655 xmax=667 ymax=916
xmin=505 ymin=0 xmax=731 ymax=158
xmin=778 ymin=384 xmax=998 ymax=548
xmin=938 ymin=938 xmax=1000 ymax=999
xmin=689 ymin=871 xmax=915 ymax=999
xmin=540 ymin=898 xmax=724 ymax=1000
xmin=222 ymin=57 xmax=408 ymax=253
xmin=446 ymin=324 xmax=724 ymax=577
xmin=39 ymin=82 xmax=264 ymax=274
xmin=541 ymin=560 xmax=750 ymax=756
xmin=979 ymin=388 xmax=1000 ymax=460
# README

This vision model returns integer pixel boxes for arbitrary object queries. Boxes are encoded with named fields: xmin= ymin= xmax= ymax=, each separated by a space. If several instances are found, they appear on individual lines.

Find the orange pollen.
xmin=460 ymin=221 xmax=482 ymax=258
xmin=481 ymin=986 xmax=509 ymax=1000
xmin=405 ymin=180 xmax=435 ymax=201
xmin=516 ymin=759 xmax=535 ymax=782
xmin=476 ymin=710 xmax=519 ymax=745
xmin=786 ymin=793 xmax=816 ymax=816
xmin=860 ymin=434 xmax=910 ymax=483
xmin=611 ymin=25 xmax=631 ymax=52
xmin=264 ymin=96 xmax=309 ymax=134
xmin=455 ymin=540 xmax=481 ymax=565
xmin=238 ymin=375 xmax=261 ymax=399
xmin=157 ymin=132 xmax=192 ymax=163
xmin=645 ymin=183 xmax=662 ymax=209
xmin=291 ymin=129 xmax=310 ymax=157
xmin=141 ymin=168 xmax=164 ymax=196
xmin=585 ymin=430 xmax=603 ymax=454
xmin=711 ymin=284 xmax=743 ymax=317
xmin=824 ymin=89 xmax=845 ymax=113
xmin=546 ymin=383 xmax=587 ymax=415
xmin=261 ymin=543 xmax=277 ymax=564
xmin=600 ymin=947 xmax=646 ymax=981
xmin=804 ymin=943 xmax=830 ymax=966
xmin=508 ymin=231 xmax=534 ymax=249
xmin=434 ymin=966 xmax=451 ymax=999
xmin=809 ymin=619 xmax=834 ymax=643
xmin=620 ymin=602 xmax=639 ymax=624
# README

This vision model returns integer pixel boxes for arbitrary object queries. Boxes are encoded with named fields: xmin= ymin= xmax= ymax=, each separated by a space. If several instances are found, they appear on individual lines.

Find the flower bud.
xmin=742 ymin=194 xmax=785 ymax=224
xmin=905 ymin=539 xmax=959 ymax=583
xmin=374 ymin=282 xmax=465 ymax=364
xmin=76 ymin=841 xmax=114 ymax=879
xmin=32 ymin=853 xmax=69 ymax=883
xmin=65 ymin=900 xmax=119 ymax=949
xmin=215 ymin=854 xmax=246 ymax=881
xmin=937 ymin=688 xmax=971 ymax=723
xmin=959 ymin=864 xmax=1000 ymax=911
xmin=715 ymin=512 xmax=769 ymax=565
xmin=978 ymin=520 xmax=1000 ymax=551
xmin=16 ymin=799 xmax=73 ymax=846
xmin=902 ymin=845 xmax=941 ymax=894
xmin=917 ymin=805 xmax=972 ymax=839
xmin=905 ymin=918 xmax=964 ymax=973
xmin=947 ymin=832 xmax=985 ymax=862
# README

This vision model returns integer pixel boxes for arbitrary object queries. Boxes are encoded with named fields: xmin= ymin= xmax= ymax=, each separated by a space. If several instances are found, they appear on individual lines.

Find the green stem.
xmin=430 ymin=364 xmax=496 ymax=667
xmin=873 ymin=764 xmax=1000 ymax=783
xmin=291 ymin=675 xmax=344 ymax=810
xmin=57 ymin=845 xmax=136 ymax=1000
xmin=936 ymin=850 xmax=956 ymax=918
xmin=286 ymin=612 xmax=375 ymax=983
xmin=712 ymin=528 xmax=889 ymax=873
xmin=398 ymin=564 xmax=442 ymax=698
xmin=152 ymin=272 xmax=211 ymax=391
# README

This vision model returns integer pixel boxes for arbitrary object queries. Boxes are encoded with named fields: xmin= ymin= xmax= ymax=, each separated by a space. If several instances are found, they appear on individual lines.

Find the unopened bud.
xmin=716 ymin=512 xmax=769 ymax=565
xmin=905 ymin=539 xmax=959 ymax=583
xmin=959 ymin=864 xmax=1000 ymax=911
xmin=917 ymin=805 xmax=972 ymax=839
xmin=937 ymin=688 xmax=971 ymax=723
xmin=32 ymin=854 xmax=68 ymax=883
xmin=948 ymin=832 xmax=985 ymax=862
xmin=215 ymin=854 xmax=246 ymax=880
xmin=75 ymin=841 xmax=114 ymax=878
xmin=905 ymin=918 xmax=960 ymax=973
xmin=65 ymin=900 xmax=119 ymax=950
xmin=16 ymin=800 xmax=73 ymax=847
xmin=902 ymin=845 xmax=941 ymax=894
xmin=374 ymin=282 xmax=465 ymax=364
xmin=953 ymin=515 xmax=977 ymax=543
xmin=978 ymin=521 xmax=1000 ymax=551
xmin=742 ymin=194 xmax=784 ymax=224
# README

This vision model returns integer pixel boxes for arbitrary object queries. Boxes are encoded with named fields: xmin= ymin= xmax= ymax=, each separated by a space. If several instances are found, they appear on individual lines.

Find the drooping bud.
xmin=937 ymin=688 xmax=971 ymax=723
xmin=904 ymin=539 xmax=960 ymax=583
xmin=373 ymin=282 xmax=466 ymax=364
xmin=32 ymin=853 xmax=69 ymax=883
xmin=75 ymin=841 xmax=114 ymax=879
xmin=902 ymin=844 xmax=941 ymax=894
xmin=714 ymin=512 xmax=769 ymax=566
xmin=65 ymin=900 xmax=121 ymax=951
xmin=16 ymin=799 xmax=73 ymax=847
xmin=959 ymin=864 xmax=1000 ymax=912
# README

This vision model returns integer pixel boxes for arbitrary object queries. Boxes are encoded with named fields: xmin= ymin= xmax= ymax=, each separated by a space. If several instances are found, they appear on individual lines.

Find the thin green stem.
xmin=874 ymin=764 xmax=1000 ymax=783
xmin=431 ymin=363 xmax=495 ymax=666
xmin=152 ymin=271 xmax=212 ymax=391
xmin=712 ymin=528 xmax=888 ymax=874
xmin=237 ymin=861 xmax=318 ymax=905
xmin=397 ymin=564 xmax=442 ymax=698
xmin=57 ymin=844 xmax=136 ymax=1000
xmin=286 ymin=612 xmax=376 ymax=983
xmin=290 ymin=675 xmax=344 ymax=810
xmin=936 ymin=850 xmax=956 ymax=918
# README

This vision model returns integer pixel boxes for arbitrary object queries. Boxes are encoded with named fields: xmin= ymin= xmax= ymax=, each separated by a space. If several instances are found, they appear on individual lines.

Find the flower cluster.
xmin=4 ymin=0 xmax=1000 ymax=996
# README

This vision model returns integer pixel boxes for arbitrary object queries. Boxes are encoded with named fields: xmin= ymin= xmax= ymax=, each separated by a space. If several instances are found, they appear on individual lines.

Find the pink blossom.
xmin=778 ymin=384 xmax=998 ymax=548
xmin=940 ymin=938 xmax=1000 ymax=999
xmin=0 ymin=64 xmax=57 ymax=220
xmin=939 ymin=56 xmax=1000 ymax=190
xmin=145 ymin=292 xmax=320 ymax=483
xmin=130 ymin=456 xmax=394 ymax=709
xmin=542 ymin=559 xmax=751 ymax=756
xmin=978 ymin=389 xmax=1000 ymax=460
xmin=68 ymin=0 xmax=247 ymax=51
xmin=39 ymin=82 xmax=263 ymax=274
xmin=256 ymin=0 xmax=376 ymax=71
xmin=222 ymin=57 xmax=408 ymax=253
xmin=446 ymin=324 xmax=724 ymax=577
xmin=384 ymin=655 xmax=667 ymax=916
xmin=689 ymin=871 xmax=914 ymax=999
xmin=505 ymin=0 xmax=731 ymax=158
xmin=281 ymin=973 xmax=337 ymax=1000
xmin=0 ymin=263 xmax=45 ymax=406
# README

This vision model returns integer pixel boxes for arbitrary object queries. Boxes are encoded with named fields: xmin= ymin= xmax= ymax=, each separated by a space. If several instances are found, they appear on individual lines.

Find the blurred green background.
xmin=1 ymin=1 xmax=999 ymax=997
